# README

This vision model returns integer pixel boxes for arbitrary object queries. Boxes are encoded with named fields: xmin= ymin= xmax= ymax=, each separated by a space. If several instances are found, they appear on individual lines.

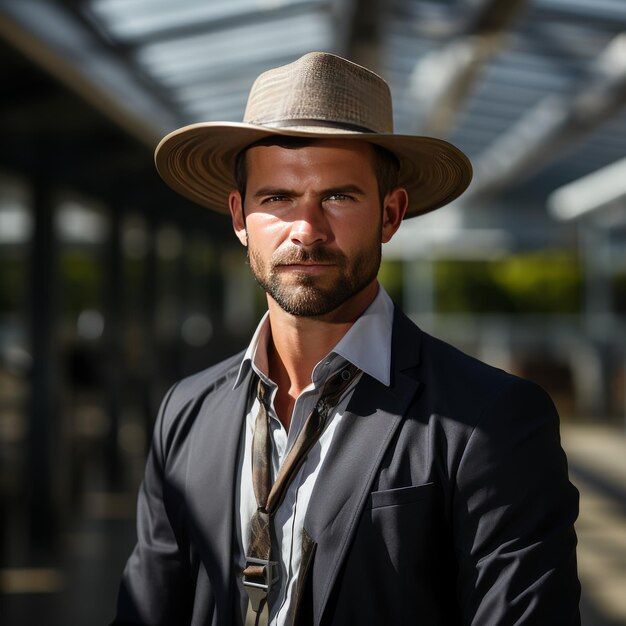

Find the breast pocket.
xmin=361 ymin=482 xmax=440 ymax=582
xmin=369 ymin=482 xmax=435 ymax=509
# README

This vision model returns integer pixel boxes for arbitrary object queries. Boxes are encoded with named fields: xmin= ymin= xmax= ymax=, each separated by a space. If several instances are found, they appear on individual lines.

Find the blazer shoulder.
xmin=393 ymin=306 xmax=514 ymax=390
xmin=174 ymin=349 xmax=245 ymax=396
xmin=158 ymin=350 xmax=246 ymax=431
xmin=394 ymin=309 xmax=552 ymax=423
xmin=424 ymin=330 xmax=550 ymax=395
xmin=422 ymin=331 xmax=514 ymax=387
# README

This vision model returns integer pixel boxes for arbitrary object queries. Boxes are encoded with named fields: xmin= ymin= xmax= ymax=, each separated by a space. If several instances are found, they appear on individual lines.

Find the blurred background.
xmin=0 ymin=0 xmax=625 ymax=624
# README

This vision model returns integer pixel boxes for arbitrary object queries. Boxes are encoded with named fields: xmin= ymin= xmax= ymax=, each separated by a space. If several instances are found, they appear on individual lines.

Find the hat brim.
xmin=154 ymin=122 xmax=473 ymax=219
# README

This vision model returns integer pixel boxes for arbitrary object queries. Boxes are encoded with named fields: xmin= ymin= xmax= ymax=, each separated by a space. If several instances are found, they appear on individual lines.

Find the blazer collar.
xmin=303 ymin=307 xmax=424 ymax=624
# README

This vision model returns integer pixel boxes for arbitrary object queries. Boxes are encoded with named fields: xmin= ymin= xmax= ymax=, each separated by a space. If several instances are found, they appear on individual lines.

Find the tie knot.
xmin=256 ymin=378 xmax=270 ymax=407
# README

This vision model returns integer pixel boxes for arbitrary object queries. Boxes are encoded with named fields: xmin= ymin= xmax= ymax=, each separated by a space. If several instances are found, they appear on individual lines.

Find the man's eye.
xmin=326 ymin=194 xmax=352 ymax=202
xmin=261 ymin=195 xmax=288 ymax=203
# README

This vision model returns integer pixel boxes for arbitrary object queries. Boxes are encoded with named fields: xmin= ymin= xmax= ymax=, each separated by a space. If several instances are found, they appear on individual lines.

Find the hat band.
xmin=262 ymin=118 xmax=377 ymax=134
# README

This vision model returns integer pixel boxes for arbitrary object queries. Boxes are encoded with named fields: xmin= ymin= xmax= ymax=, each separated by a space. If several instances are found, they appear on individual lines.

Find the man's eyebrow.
xmin=251 ymin=184 xmax=366 ymax=199
xmin=322 ymin=185 xmax=366 ymax=196
xmin=252 ymin=186 xmax=295 ymax=199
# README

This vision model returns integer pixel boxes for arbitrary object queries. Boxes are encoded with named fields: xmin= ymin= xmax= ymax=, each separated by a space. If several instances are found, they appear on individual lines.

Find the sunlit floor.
xmin=563 ymin=423 xmax=626 ymax=626
xmin=0 ymin=422 xmax=624 ymax=625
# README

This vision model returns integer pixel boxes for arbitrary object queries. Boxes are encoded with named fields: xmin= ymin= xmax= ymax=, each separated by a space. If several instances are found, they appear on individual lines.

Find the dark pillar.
xmin=103 ymin=204 xmax=123 ymax=489
xmin=28 ymin=177 xmax=57 ymax=550
xmin=175 ymin=228 xmax=190 ymax=379
xmin=142 ymin=218 xmax=158 ymax=431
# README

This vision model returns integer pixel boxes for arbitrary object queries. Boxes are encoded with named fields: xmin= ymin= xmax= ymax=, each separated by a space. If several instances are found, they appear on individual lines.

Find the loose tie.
xmin=243 ymin=363 xmax=360 ymax=625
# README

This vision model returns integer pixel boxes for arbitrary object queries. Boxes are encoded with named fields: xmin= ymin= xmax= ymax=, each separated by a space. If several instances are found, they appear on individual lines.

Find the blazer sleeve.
xmin=453 ymin=377 xmax=580 ymax=625
xmin=111 ymin=383 xmax=193 ymax=625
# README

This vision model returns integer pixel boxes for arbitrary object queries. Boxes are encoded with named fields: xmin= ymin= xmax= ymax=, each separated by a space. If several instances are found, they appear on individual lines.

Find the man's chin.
xmin=271 ymin=289 xmax=337 ymax=318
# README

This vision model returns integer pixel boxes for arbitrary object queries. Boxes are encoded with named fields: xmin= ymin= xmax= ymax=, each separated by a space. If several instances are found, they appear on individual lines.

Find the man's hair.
xmin=234 ymin=136 xmax=400 ymax=207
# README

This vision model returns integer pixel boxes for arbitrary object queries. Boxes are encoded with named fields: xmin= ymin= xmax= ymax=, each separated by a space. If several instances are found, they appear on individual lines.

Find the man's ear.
xmin=228 ymin=190 xmax=247 ymax=246
xmin=381 ymin=187 xmax=408 ymax=243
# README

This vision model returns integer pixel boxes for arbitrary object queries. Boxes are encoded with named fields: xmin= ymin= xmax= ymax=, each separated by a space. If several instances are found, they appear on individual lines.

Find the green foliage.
xmin=0 ymin=257 xmax=26 ymax=313
xmin=59 ymin=250 xmax=103 ymax=315
xmin=613 ymin=271 xmax=626 ymax=313
xmin=379 ymin=259 xmax=404 ymax=303
xmin=435 ymin=251 xmax=582 ymax=314
xmin=188 ymin=239 xmax=216 ymax=275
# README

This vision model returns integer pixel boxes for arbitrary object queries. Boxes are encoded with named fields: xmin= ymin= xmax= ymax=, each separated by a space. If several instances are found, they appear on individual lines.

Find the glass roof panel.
xmin=88 ymin=0 xmax=325 ymax=41
xmin=137 ymin=12 xmax=332 ymax=77
xmin=535 ymin=0 xmax=626 ymax=20
xmin=62 ymin=0 xmax=626 ymax=208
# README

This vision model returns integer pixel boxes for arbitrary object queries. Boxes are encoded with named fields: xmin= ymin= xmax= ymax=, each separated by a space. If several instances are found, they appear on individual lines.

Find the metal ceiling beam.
xmin=407 ymin=0 xmax=529 ymax=135
xmin=335 ymin=0 xmax=381 ymax=69
xmin=548 ymin=155 xmax=626 ymax=221
xmin=466 ymin=32 xmax=626 ymax=201
xmin=0 ymin=0 xmax=183 ymax=147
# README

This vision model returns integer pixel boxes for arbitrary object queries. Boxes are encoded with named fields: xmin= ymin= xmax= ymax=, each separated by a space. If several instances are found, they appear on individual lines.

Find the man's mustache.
xmin=270 ymin=247 xmax=345 ymax=266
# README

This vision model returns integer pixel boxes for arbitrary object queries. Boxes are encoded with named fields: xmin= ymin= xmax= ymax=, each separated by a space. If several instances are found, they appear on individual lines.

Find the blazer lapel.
xmin=303 ymin=309 xmax=424 ymax=624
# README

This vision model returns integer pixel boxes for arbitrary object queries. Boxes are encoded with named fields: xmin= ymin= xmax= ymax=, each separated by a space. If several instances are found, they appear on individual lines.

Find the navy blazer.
xmin=113 ymin=307 xmax=580 ymax=625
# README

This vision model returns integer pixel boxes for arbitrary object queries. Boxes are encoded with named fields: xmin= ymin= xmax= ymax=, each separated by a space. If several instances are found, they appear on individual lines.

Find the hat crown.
xmin=243 ymin=52 xmax=394 ymax=134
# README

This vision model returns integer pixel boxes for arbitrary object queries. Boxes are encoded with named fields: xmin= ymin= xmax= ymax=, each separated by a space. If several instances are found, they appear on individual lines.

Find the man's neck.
xmin=265 ymin=281 xmax=378 ymax=430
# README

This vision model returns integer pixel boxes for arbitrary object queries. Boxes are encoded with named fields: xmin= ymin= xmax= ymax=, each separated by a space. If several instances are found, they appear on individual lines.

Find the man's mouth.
xmin=277 ymin=262 xmax=334 ymax=271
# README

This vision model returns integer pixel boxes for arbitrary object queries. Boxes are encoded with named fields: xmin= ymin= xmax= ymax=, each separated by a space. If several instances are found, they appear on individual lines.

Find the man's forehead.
xmin=244 ymin=137 xmax=378 ymax=165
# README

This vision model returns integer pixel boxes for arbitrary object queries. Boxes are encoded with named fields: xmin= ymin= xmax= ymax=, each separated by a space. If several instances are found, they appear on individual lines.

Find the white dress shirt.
xmin=232 ymin=286 xmax=394 ymax=625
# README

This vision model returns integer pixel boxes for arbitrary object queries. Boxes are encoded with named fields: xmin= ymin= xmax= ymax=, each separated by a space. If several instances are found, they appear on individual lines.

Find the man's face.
xmin=229 ymin=139 xmax=406 ymax=318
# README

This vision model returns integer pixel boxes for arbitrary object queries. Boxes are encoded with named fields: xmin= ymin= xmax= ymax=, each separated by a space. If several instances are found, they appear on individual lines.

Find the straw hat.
xmin=155 ymin=52 xmax=472 ymax=218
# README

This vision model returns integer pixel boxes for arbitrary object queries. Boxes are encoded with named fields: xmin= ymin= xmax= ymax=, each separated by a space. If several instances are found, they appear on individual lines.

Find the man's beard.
xmin=247 ymin=238 xmax=382 ymax=317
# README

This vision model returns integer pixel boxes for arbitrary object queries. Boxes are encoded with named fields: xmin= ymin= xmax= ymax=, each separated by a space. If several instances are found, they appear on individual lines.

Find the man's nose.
xmin=289 ymin=202 xmax=329 ymax=247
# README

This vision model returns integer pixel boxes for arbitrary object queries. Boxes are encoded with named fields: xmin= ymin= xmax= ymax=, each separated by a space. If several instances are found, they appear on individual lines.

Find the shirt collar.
xmin=325 ymin=286 xmax=393 ymax=386
xmin=233 ymin=285 xmax=394 ymax=389
xmin=233 ymin=310 xmax=271 ymax=389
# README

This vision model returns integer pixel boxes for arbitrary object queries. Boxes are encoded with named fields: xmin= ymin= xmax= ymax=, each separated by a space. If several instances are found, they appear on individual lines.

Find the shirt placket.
xmin=265 ymin=385 xmax=315 ymax=619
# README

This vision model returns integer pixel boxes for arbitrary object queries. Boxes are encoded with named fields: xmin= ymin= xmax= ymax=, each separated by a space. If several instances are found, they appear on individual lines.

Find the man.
xmin=113 ymin=52 xmax=580 ymax=625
